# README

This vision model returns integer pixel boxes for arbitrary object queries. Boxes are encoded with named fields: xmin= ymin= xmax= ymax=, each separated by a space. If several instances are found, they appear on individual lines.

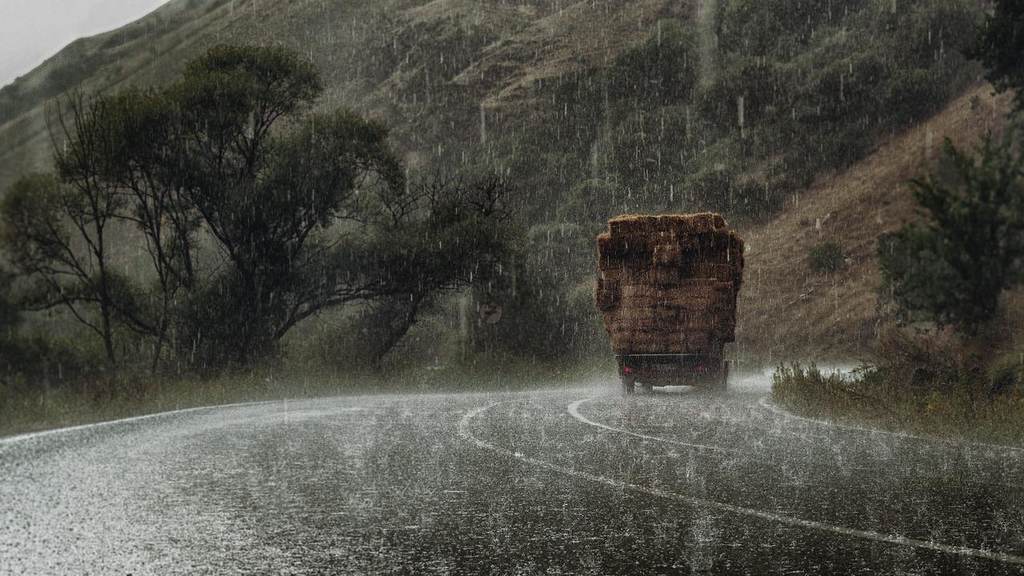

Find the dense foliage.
xmin=506 ymin=0 xmax=982 ymax=227
xmin=0 ymin=45 xmax=515 ymax=372
xmin=878 ymin=127 xmax=1024 ymax=332
xmin=973 ymin=0 xmax=1024 ymax=113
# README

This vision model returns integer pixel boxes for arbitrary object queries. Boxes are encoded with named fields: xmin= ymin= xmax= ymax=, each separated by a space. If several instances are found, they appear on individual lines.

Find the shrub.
xmin=878 ymin=129 xmax=1024 ymax=332
xmin=874 ymin=324 xmax=970 ymax=392
xmin=771 ymin=364 xmax=861 ymax=418
xmin=808 ymin=241 xmax=846 ymax=274
xmin=769 ymin=325 xmax=1024 ymax=442
xmin=988 ymin=353 xmax=1024 ymax=397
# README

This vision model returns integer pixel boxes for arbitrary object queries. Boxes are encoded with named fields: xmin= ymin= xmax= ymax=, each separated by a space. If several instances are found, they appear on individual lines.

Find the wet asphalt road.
xmin=2 ymin=372 xmax=1024 ymax=575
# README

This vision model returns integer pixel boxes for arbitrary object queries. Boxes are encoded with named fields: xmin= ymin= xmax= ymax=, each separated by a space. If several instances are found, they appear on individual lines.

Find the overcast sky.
xmin=1 ymin=0 xmax=168 ymax=88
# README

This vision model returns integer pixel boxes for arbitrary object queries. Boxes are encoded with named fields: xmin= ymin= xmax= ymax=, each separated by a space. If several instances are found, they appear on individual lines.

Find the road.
xmin=2 ymin=371 xmax=1023 ymax=575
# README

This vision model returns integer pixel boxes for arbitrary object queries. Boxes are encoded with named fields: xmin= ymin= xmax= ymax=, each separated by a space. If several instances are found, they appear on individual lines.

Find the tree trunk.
xmin=369 ymin=294 xmax=424 ymax=371
xmin=151 ymin=319 xmax=167 ymax=375
xmin=99 ymin=298 xmax=116 ymax=367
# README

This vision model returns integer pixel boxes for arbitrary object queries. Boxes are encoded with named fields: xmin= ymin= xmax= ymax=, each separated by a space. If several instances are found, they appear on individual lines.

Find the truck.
xmin=595 ymin=213 xmax=745 ymax=394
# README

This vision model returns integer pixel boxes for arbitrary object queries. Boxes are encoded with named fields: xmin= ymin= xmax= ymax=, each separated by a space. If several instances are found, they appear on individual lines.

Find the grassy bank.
xmin=771 ymin=364 xmax=1024 ymax=446
xmin=0 ymin=358 xmax=611 ymax=439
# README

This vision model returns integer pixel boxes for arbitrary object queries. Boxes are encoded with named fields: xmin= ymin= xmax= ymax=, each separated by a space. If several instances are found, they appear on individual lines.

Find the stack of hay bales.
xmin=595 ymin=213 xmax=745 ymax=356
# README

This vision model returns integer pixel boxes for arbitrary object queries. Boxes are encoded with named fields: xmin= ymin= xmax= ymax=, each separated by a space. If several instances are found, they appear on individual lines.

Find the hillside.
xmin=0 ymin=0 xmax=995 ymax=364
xmin=0 ymin=0 xmax=686 ymax=195
xmin=736 ymin=85 xmax=1015 ymax=362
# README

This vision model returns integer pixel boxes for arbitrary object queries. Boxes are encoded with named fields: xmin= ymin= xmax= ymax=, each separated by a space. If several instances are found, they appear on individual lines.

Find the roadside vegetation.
xmin=0 ymin=43 xmax=613 ymax=437
xmin=0 ymin=45 xmax=578 ymax=429
xmin=0 ymin=0 xmax=1003 ymax=437
xmin=772 ymin=329 xmax=1024 ymax=446
xmin=0 ymin=357 xmax=608 ymax=438
xmin=775 ymin=122 xmax=1024 ymax=445
xmin=773 ymin=1 xmax=1024 ymax=445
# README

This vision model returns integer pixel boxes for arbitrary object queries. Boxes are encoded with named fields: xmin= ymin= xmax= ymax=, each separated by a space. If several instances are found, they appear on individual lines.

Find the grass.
xmin=0 ymin=357 xmax=610 ymax=439
xmin=771 ymin=364 xmax=1024 ymax=446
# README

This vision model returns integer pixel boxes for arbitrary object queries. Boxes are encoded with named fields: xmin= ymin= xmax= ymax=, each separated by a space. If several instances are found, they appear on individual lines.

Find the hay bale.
xmin=595 ymin=277 xmax=619 ymax=311
xmin=607 ymin=213 xmax=727 ymax=238
xmin=595 ymin=212 xmax=745 ymax=355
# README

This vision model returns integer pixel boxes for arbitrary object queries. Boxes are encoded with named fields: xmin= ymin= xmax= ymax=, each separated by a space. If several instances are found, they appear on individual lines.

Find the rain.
xmin=1 ymin=0 xmax=1024 ymax=574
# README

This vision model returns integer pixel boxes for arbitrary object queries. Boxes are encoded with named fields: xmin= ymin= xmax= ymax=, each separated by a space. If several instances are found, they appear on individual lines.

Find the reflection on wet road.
xmin=2 ymin=371 xmax=1023 ymax=574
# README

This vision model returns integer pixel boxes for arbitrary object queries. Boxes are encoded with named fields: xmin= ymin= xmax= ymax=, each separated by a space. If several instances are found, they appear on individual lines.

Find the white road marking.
xmin=568 ymin=396 xmax=848 ymax=470
xmin=573 ymin=395 xmax=1024 ymax=497
xmin=567 ymin=398 xmax=742 ymax=455
xmin=0 ymin=400 xmax=282 ymax=447
xmin=568 ymin=397 xmax=854 ymax=470
xmin=460 ymin=403 xmax=1024 ymax=566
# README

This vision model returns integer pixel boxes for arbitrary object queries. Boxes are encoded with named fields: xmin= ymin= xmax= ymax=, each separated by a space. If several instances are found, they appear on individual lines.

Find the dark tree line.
xmin=0 ymin=45 xmax=514 ymax=372
xmin=973 ymin=0 xmax=1024 ymax=114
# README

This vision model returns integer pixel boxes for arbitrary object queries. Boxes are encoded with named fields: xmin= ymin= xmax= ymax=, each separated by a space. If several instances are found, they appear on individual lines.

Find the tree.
xmin=152 ymin=45 xmax=416 ymax=365
xmin=2 ymin=44 xmax=515 ymax=371
xmin=3 ymin=89 xmax=203 ymax=372
xmin=973 ymin=0 xmax=1024 ymax=113
xmin=101 ymin=90 xmax=198 ymax=371
xmin=51 ymin=89 xmax=197 ymax=372
xmin=346 ymin=176 xmax=515 ymax=368
xmin=878 ymin=127 xmax=1024 ymax=332
xmin=0 ymin=173 xmax=124 ymax=366
xmin=0 ymin=267 xmax=19 ymax=347
xmin=0 ymin=267 xmax=28 ymax=384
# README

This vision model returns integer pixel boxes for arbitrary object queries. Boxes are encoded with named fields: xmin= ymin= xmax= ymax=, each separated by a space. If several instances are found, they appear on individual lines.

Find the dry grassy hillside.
xmin=0 ymin=0 xmax=685 ymax=194
xmin=735 ymin=85 xmax=1014 ymax=362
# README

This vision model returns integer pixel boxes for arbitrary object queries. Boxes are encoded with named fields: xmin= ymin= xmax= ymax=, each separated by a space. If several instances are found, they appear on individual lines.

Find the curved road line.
xmin=567 ymin=397 xmax=873 ymax=474
xmin=567 ymin=398 xmax=742 ymax=455
xmin=460 ymin=403 xmax=1024 ymax=566
xmin=757 ymin=397 xmax=1024 ymax=454
xmin=569 ymin=395 xmax=830 ymax=449
xmin=573 ymin=396 xmax=1022 ymax=491
xmin=0 ymin=399 xmax=280 ymax=447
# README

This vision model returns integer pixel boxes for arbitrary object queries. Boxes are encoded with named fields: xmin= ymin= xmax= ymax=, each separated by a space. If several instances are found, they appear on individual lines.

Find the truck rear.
xmin=595 ymin=213 xmax=745 ymax=394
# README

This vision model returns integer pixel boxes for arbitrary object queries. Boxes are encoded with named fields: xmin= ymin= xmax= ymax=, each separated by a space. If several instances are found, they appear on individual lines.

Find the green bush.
xmin=988 ymin=353 xmax=1024 ymax=397
xmin=808 ymin=241 xmax=846 ymax=274
xmin=878 ymin=129 xmax=1024 ymax=332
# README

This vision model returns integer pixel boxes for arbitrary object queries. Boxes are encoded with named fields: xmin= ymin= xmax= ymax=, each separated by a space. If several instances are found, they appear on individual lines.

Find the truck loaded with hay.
xmin=595 ymin=214 xmax=745 ymax=394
